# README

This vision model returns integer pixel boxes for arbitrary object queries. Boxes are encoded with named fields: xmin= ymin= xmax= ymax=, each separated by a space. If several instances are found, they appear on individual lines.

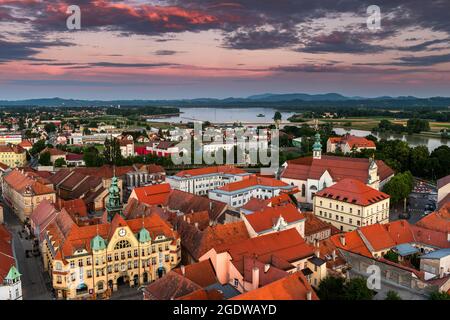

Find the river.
xmin=149 ymin=107 xmax=448 ymax=152
xmin=333 ymin=128 xmax=449 ymax=152
xmin=149 ymin=107 xmax=296 ymax=124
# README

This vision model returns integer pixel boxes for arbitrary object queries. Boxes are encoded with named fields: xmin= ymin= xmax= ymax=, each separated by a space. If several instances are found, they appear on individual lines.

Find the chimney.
xmin=440 ymin=267 xmax=444 ymax=279
xmin=252 ymin=267 xmax=260 ymax=290
xmin=194 ymin=222 xmax=199 ymax=229
xmin=340 ymin=234 xmax=346 ymax=246
xmin=306 ymin=291 xmax=312 ymax=301
xmin=264 ymin=264 xmax=270 ymax=273
xmin=180 ymin=265 xmax=185 ymax=276
xmin=332 ymin=250 xmax=337 ymax=261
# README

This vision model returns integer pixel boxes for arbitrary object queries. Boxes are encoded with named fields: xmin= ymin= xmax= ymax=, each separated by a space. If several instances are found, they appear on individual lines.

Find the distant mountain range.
xmin=0 ymin=93 xmax=449 ymax=108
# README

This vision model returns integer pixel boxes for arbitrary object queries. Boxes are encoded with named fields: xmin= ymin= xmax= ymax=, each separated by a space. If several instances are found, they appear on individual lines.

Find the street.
xmin=2 ymin=203 xmax=53 ymax=300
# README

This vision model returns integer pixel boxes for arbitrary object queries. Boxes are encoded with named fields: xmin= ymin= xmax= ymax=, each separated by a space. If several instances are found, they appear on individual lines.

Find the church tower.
xmin=106 ymin=176 xmax=122 ymax=222
xmin=312 ymin=133 xmax=322 ymax=160
xmin=367 ymin=156 xmax=380 ymax=190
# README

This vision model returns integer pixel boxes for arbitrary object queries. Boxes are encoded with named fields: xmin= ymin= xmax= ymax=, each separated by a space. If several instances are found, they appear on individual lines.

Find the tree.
xmin=44 ymin=122 xmax=57 ymax=133
xmin=83 ymin=146 xmax=104 ymax=167
xmin=54 ymin=158 xmax=67 ymax=167
xmin=273 ymin=111 xmax=282 ymax=121
xmin=429 ymin=290 xmax=450 ymax=300
xmin=317 ymin=276 xmax=345 ymax=300
xmin=343 ymin=277 xmax=374 ymax=300
xmin=409 ymin=146 xmax=430 ymax=177
xmin=383 ymin=250 xmax=399 ymax=263
xmin=103 ymin=138 xmax=123 ymax=165
xmin=38 ymin=151 xmax=51 ymax=166
xmin=383 ymin=171 xmax=413 ymax=204
xmin=30 ymin=139 xmax=46 ymax=156
xmin=385 ymin=291 xmax=402 ymax=300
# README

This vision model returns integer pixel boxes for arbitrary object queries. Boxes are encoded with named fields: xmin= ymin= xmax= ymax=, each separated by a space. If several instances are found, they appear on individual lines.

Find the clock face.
xmin=118 ymin=228 xmax=126 ymax=237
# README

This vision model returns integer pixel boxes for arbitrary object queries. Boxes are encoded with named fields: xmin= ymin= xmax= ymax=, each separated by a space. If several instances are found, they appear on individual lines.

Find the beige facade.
xmin=0 ymin=146 xmax=26 ymax=168
xmin=314 ymin=196 xmax=390 ymax=232
xmin=42 ymin=218 xmax=181 ymax=300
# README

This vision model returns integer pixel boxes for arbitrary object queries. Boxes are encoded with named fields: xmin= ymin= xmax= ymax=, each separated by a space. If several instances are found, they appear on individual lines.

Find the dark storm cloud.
xmin=1 ymin=0 xmax=450 ymax=55
xmin=0 ymin=39 xmax=73 ymax=63
xmin=223 ymin=27 xmax=300 ymax=50
xmin=154 ymin=50 xmax=179 ymax=56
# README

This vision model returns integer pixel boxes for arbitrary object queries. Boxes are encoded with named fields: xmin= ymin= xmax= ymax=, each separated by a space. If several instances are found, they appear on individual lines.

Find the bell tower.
xmin=312 ymin=133 xmax=322 ymax=160
xmin=367 ymin=155 xmax=380 ymax=190
xmin=106 ymin=176 xmax=122 ymax=222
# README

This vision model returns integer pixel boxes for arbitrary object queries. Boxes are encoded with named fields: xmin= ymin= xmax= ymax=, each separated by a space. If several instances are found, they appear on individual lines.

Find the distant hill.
xmin=1 ymin=93 xmax=449 ymax=108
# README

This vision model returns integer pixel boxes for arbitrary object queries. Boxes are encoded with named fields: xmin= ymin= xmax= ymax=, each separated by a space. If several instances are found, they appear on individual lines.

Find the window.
xmin=57 ymin=276 xmax=62 ymax=284
xmin=55 ymin=262 xmax=62 ymax=271
xmin=87 ymin=270 xmax=92 ymax=278
xmin=134 ymin=249 xmax=138 ymax=257
xmin=121 ymin=252 xmax=125 ymax=260
xmin=78 ymin=260 xmax=83 ymax=267
xmin=114 ymin=240 xmax=131 ymax=250
xmin=86 ymin=257 xmax=91 ymax=266
xmin=134 ymin=260 xmax=138 ymax=268
xmin=234 ymin=279 xmax=239 ymax=287
xmin=107 ymin=254 xmax=112 ymax=262
xmin=165 ymin=255 xmax=170 ymax=262
xmin=349 ymin=208 xmax=352 ymax=214
xmin=70 ymin=261 xmax=75 ymax=269
xmin=127 ymin=251 xmax=132 ymax=258
xmin=114 ymin=253 xmax=119 ymax=261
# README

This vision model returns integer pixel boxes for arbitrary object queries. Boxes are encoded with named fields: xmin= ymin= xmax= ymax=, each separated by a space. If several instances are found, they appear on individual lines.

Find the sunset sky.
xmin=0 ymin=0 xmax=450 ymax=100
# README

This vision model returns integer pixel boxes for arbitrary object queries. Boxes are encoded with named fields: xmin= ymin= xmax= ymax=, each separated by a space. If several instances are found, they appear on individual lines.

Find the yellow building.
xmin=0 ymin=144 xmax=27 ymax=168
xmin=2 ymin=169 xmax=56 ymax=221
xmin=313 ymin=178 xmax=390 ymax=232
xmin=41 ymin=177 xmax=181 ymax=300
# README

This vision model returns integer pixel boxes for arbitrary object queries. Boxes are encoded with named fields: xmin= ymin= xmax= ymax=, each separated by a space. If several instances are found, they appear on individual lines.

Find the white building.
xmin=0 ymin=226 xmax=22 ymax=300
xmin=281 ymin=133 xmax=394 ymax=205
xmin=313 ymin=178 xmax=390 ymax=232
xmin=209 ymin=176 xmax=297 ymax=208
xmin=166 ymin=165 xmax=251 ymax=196
xmin=437 ymin=175 xmax=450 ymax=209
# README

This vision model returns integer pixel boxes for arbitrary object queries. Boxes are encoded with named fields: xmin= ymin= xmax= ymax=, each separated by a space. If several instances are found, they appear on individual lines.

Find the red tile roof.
xmin=175 ymin=165 xmax=247 ymax=177
xmin=41 ymin=147 xmax=66 ymax=156
xmin=282 ymin=155 xmax=394 ymax=183
xmin=0 ymin=144 xmax=25 ymax=154
xmin=173 ymin=259 xmax=217 ymax=287
xmin=4 ymin=169 xmax=55 ymax=195
xmin=174 ymin=219 xmax=250 ymax=261
xmin=0 ymin=224 xmax=15 ymax=283
xmin=215 ymin=228 xmax=314 ymax=272
xmin=143 ymin=271 xmax=201 ymax=300
xmin=416 ymin=202 xmax=450 ymax=233
xmin=316 ymin=178 xmax=389 ymax=206
xmin=244 ymin=203 xmax=305 ymax=233
xmin=231 ymin=272 xmax=319 ymax=300
xmin=131 ymin=183 xmax=172 ymax=206
xmin=304 ymin=212 xmax=337 ymax=237
xmin=177 ymin=288 xmax=224 ymax=300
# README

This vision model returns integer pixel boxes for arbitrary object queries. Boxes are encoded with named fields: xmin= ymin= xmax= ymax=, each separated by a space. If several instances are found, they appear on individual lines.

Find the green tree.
xmin=54 ymin=158 xmax=67 ymax=167
xmin=38 ymin=151 xmax=51 ymax=166
xmin=385 ymin=291 xmax=402 ymax=300
xmin=383 ymin=250 xmax=399 ymax=263
xmin=383 ymin=171 xmax=413 ymax=204
xmin=429 ymin=290 xmax=450 ymax=300
xmin=83 ymin=146 xmax=104 ymax=167
xmin=343 ymin=277 xmax=374 ymax=300
xmin=409 ymin=146 xmax=430 ymax=177
xmin=30 ymin=139 xmax=46 ymax=156
xmin=44 ymin=122 xmax=57 ymax=133
xmin=273 ymin=111 xmax=282 ymax=121
xmin=317 ymin=276 xmax=345 ymax=300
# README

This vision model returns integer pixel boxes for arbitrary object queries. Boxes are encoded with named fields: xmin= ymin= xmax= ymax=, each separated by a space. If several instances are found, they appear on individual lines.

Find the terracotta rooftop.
xmin=174 ymin=219 xmax=250 ymax=261
xmin=282 ymin=155 xmax=394 ymax=183
xmin=173 ymin=259 xmax=217 ymax=288
xmin=416 ymin=202 xmax=450 ymax=233
xmin=41 ymin=147 xmax=66 ymax=156
xmin=304 ymin=212 xmax=338 ymax=237
xmin=176 ymin=288 xmax=224 ymax=300
xmin=143 ymin=271 xmax=201 ymax=300
xmin=0 ymin=225 xmax=15 ymax=283
xmin=4 ymin=169 xmax=54 ymax=196
xmin=231 ymin=272 xmax=319 ymax=300
xmin=329 ymin=135 xmax=376 ymax=149
xmin=315 ymin=178 xmax=389 ymax=206
xmin=0 ymin=144 xmax=25 ymax=154
xmin=214 ymin=228 xmax=314 ymax=273
xmin=244 ymin=203 xmax=305 ymax=233
xmin=175 ymin=165 xmax=247 ymax=178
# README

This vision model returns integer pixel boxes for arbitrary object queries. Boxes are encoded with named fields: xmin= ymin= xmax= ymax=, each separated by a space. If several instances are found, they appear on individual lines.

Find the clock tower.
xmin=106 ymin=176 xmax=123 ymax=222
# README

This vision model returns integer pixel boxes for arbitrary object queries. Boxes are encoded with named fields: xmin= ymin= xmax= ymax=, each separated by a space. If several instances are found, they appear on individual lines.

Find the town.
xmin=0 ymin=105 xmax=449 ymax=301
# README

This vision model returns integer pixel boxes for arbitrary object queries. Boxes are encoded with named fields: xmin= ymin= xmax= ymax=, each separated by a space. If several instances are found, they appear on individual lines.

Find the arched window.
xmin=322 ymin=182 xmax=327 ymax=189
xmin=301 ymin=184 xmax=306 ymax=197
xmin=310 ymin=185 xmax=317 ymax=191
xmin=114 ymin=240 xmax=132 ymax=250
